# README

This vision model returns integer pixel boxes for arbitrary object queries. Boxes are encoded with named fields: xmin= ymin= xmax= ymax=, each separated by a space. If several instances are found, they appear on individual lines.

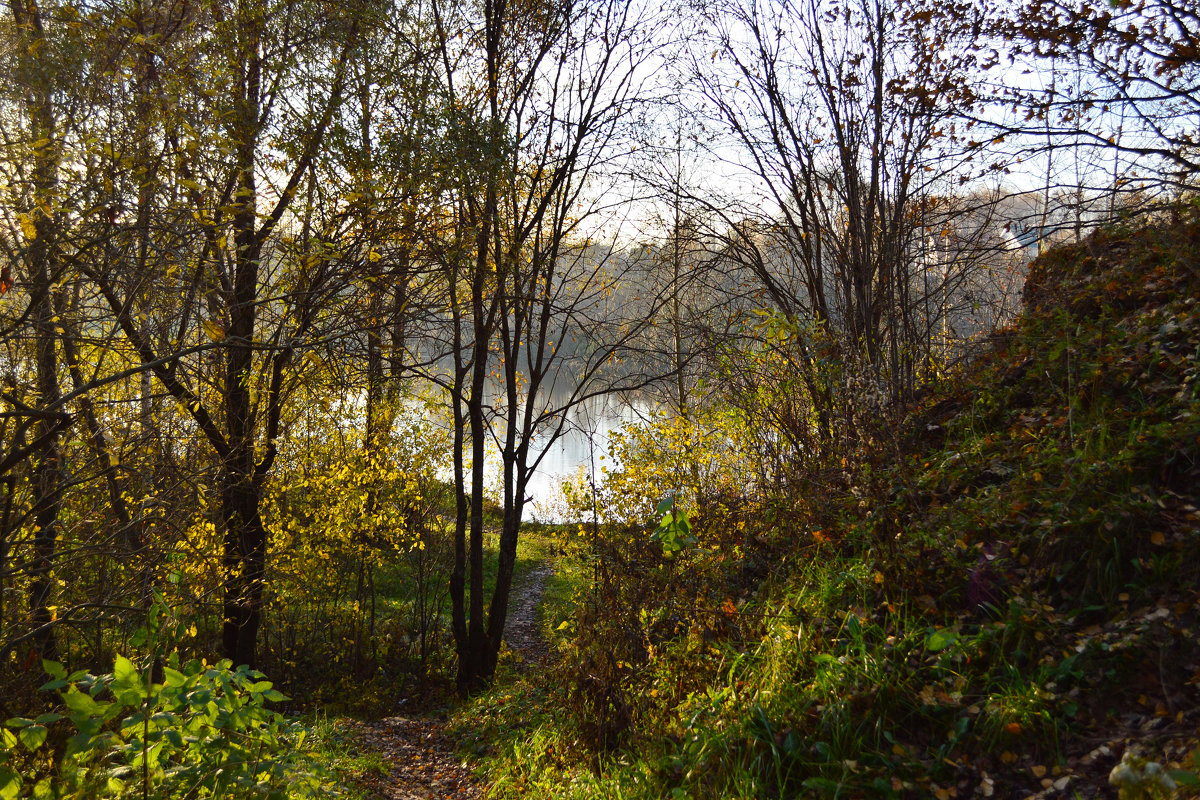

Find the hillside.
xmin=458 ymin=217 xmax=1200 ymax=799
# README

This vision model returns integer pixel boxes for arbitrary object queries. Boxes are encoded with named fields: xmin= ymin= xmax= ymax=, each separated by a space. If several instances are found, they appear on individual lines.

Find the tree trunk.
xmin=15 ymin=0 xmax=63 ymax=662
xmin=220 ymin=474 xmax=266 ymax=668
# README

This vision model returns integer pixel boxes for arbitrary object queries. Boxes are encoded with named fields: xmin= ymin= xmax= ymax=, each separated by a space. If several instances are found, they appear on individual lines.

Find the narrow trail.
xmin=501 ymin=562 xmax=554 ymax=669
xmin=353 ymin=558 xmax=554 ymax=799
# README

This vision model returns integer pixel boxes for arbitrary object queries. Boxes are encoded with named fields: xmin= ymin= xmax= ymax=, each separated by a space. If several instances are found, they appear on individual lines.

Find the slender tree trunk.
xmin=13 ymin=0 xmax=64 ymax=663
xmin=220 ymin=475 xmax=267 ymax=667
xmin=483 ymin=466 xmax=526 ymax=678
xmin=28 ymin=248 xmax=62 ymax=664
xmin=221 ymin=9 xmax=265 ymax=667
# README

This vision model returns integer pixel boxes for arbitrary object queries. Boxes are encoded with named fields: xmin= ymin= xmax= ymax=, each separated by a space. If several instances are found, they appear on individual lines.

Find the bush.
xmin=0 ymin=653 xmax=332 ymax=799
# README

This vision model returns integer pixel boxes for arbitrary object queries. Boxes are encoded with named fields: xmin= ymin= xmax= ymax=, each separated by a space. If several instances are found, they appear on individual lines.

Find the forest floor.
xmin=347 ymin=551 xmax=555 ymax=799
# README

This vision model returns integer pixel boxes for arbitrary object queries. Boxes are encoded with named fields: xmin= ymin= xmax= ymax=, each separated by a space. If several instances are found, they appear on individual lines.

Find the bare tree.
xmin=981 ymin=0 xmax=1199 ymax=195
xmin=690 ymin=0 xmax=983 ymax=454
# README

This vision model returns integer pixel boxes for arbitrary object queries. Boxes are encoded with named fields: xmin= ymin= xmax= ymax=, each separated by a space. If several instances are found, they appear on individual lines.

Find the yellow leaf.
xmin=202 ymin=319 xmax=224 ymax=342
xmin=1150 ymin=531 xmax=1165 ymax=546
xmin=19 ymin=213 xmax=36 ymax=240
xmin=1031 ymin=765 xmax=1046 ymax=778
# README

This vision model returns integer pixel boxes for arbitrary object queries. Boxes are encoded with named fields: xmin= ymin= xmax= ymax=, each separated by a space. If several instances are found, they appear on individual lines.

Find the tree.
xmin=0 ymin=0 xmax=96 ymax=665
xmin=74 ymin=0 xmax=368 ymax=668
xmin=981 ymin=0 xmax=1199 ymax=195
xmin=690 ymin=0 xmax=982 ymax=456
xmin=427 ymin=0 xmax=665 ymax=691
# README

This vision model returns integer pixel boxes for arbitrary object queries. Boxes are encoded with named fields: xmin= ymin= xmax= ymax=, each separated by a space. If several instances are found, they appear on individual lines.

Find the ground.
xmin=349 ymin=556 xmax=554 ymax=798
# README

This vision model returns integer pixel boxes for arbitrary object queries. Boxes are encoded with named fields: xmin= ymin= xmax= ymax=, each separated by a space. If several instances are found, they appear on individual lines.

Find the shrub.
xmin=0 ymin=654 xmax=332 ymax=799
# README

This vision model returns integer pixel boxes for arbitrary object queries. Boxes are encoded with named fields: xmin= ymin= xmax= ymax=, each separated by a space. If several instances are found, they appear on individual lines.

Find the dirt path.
xmin=353 ymin=558 xmax=554 ymax=799
xmin=501 ymin=561 xmax=554 ymax=668
xmin=350 ymin=715 xmax=482 ymax=800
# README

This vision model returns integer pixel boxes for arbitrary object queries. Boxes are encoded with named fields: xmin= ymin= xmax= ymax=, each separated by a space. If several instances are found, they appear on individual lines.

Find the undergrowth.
xmin=456 ymin=218 xmax=1200 ymax=798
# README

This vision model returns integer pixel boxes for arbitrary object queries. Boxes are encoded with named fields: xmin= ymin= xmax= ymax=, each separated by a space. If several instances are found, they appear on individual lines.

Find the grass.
xmin=303 ymin=714 xmax=387 ymax=799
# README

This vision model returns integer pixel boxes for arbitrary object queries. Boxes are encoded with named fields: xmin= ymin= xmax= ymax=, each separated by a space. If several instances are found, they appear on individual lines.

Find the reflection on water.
xmin=522 ymin=393 xmax=655 ymax=522
xmin=410 ymin=386 xmax=656 ymax=523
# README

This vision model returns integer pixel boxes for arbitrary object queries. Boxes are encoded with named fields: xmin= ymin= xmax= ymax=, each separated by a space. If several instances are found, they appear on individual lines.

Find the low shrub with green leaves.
xmin=0 ymin=653 xmax=333 ymax=799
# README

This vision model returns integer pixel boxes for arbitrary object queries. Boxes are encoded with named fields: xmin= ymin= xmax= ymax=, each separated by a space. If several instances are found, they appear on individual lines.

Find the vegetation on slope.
xmin=457 ymin=217 xmax=1200 ymax=798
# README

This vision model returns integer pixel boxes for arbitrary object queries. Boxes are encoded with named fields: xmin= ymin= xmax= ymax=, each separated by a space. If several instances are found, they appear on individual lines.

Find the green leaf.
xmin=802 ymin=776 xmax=841 ymax=792
xmin=655 ymin=497 xmax=674 ymax=515
xmin=0 ymin=767 xmax=20 ymax=800
xmin=112 ymin=655 xmax=139 ymax=686
xmin=4 ymin=718 xmax=31 ymax=729
xmin=63 ymin=687 xmax=104 ymax=715
xmin=65 ymin=732 xmax=94 ymax=756
xmin=162 ymin=666 xmax=187 ymax=687
xmin=111 ymin=655 xmax=146 ymax=705
xmin=18 ymin=726 xmax=47 ymax=751
xmin=925 ymin=628 xmax=957 ymax=651
xmin=1169 ymin=770 xmax=1200 ymax=788
xmin=42 ymin=660 xmax=66 ymax=680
